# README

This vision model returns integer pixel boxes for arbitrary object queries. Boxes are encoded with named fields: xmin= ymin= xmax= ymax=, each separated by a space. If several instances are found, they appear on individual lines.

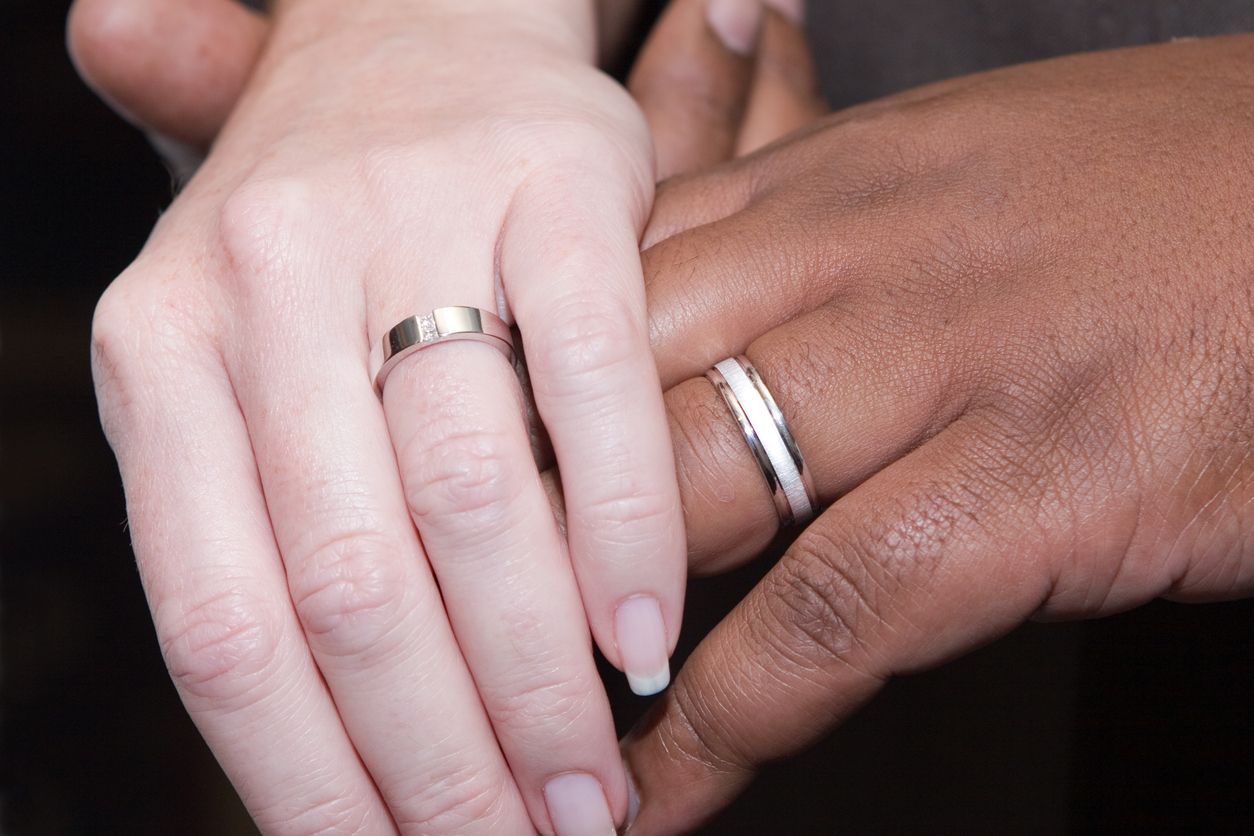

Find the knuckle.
xmin=402 ymin=426 xmax=523 ymax=528
xmin=216 ymin=177 xmax=316 ymax=294
xmin=89 ymin=278 xmax=141 ymax=419
xmin=486 ymin=668 xmax=595 ymax=741
xmin=398 ymin=762 xmax=513 ymax=833
xmin=661 ymin=677 xmax=753 ymax=775
xmin=254 ymin=790 xmax=381 ymax=836
xmin=530 ymin=298 xmax=642 ymax=396
xmin=91 ymin=262 xmax=222 ymax=446
xmin=578 ymin=486 xmax=677 ymax=548
xmin=477 ymin=606 xmax=598 ymax=739
xmin=764 ymin=530 xmax=882 ymax=670
xmin=670 ymin=381 xmax=757 ymax=501
xmin=287 ymin=529 xmax=411 ymax=659
xmin=157 ymin=586 xmax=287 ymax=707
xmin=669 ymin=380 xmax=776 ymax=567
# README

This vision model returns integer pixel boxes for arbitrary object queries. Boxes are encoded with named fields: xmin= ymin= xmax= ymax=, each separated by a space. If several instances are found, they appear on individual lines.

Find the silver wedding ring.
xmin=375 ymin=306 xmax=515 ymax=393
xmin=706 ymin=356 xmax=818 ymax=526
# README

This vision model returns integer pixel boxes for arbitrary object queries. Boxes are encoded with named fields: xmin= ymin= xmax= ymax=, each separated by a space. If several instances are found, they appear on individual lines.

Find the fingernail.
xmin=544 ymin=773 xmax=616 ymax=836
xmin=764 ymin=0 xmax=806 ymax=25
xmin=615 ymin=596 xmax=671 ymax=696
xmin=623 ymin=761 xmax=641 ymax=831
xmin=705 ymin=0 xmax=766 ymax=57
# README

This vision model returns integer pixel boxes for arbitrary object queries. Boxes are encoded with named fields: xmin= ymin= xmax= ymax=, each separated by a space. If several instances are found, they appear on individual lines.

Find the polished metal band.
xmin=706 ymin=356 xmax=818 ymax=526
xmin=375 ymin=306 xmax=515 ymax=393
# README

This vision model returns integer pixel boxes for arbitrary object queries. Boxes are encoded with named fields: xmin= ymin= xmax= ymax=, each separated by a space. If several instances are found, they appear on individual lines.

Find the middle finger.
xmin=383 ymin=343 xmax=627 ymax=834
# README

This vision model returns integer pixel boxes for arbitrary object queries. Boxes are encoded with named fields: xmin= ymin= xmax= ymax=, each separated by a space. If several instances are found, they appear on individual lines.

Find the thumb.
xmin=68 ymin=0 xmax=266 ymax=150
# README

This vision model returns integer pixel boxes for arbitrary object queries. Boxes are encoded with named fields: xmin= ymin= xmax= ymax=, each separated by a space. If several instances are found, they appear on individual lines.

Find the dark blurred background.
xmin=3 ymin=1 xmax=1252 ymax=833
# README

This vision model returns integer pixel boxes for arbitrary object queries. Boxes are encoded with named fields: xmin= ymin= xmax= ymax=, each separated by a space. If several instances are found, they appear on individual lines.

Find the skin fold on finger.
xmin=67 ymin=0 xmax=268 ymax=149
xmin=621 ymin=421 xmax=1064 ymax=834
xmin=382 ymin=345 xmax=628 ymax=834
xmin=736 ymin=8 xmax=828 ymax=154
xmin=91 ymin=290 xmax=394 ymax=833
xmin=629 ymin=0 xmax=761 ymax=181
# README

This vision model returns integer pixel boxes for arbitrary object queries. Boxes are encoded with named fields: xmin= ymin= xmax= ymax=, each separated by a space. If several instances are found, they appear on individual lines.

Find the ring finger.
xmin=218 ymin=191 xmax=532 ymax=833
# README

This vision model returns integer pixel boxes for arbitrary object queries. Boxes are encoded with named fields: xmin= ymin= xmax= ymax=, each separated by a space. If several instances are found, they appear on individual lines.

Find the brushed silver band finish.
xmin=375 ymin=306 xmax=515 ymax=393
xmin=706 ymin=356 xmax=817 ymax=526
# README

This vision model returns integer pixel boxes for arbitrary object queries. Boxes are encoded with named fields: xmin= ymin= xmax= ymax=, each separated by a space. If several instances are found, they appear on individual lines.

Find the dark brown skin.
xmin=625 ymin=34 xmax=1254 ymax=833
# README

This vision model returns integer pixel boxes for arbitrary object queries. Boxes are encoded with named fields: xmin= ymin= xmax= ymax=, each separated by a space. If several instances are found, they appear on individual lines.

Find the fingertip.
xmin=704 ymin=0 xmax=766 ymax=57
xmin=615 ymin=596 xmax=672 ymax=696
xmin=67 ymin=0 xmax=149 ymax=114
xmin=69 ymin=0 xmax=268 ymax=148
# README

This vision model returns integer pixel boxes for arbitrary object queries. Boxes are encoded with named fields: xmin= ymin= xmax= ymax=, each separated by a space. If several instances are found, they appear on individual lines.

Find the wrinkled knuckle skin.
xmin=254 ymin=790 xmax=380 ymax=836
xmin=402 ymin=427 xmax=522 ymax=532
xmin=578 ymin=488 xmax=676 ymax=548
xmin=216 ymin=177 xmax=318 ymax=303
xmin=668 ymin=380 xmax=775 ymax=568
xmin=483 ymin=667 xmax=596 ymax=747
xmin=157 ymin=587 xmax=286 ymax=708
xmin=91 ymin=268 xmax=213 ymax=448
xmin=765 ymin=530 xmax=883 ymax=671
xmin=396 ymin=762 xmax=513 ymax=834
xmin=287 ymin=530 xmax=411 ymax=660
xmin=661 ymin=675 xmax=752 ymax=777
xmin=530 ymin=300 xmax=642 ymax=399
xmin=90 ymin=279 xmax=141 ymax=437
xmin=670 ymin=383 xmax=747 ymax=497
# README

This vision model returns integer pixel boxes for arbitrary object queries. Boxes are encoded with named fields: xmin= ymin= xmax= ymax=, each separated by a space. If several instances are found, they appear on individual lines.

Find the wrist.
xmin=272 ymin=0 xmax=599 ymax=64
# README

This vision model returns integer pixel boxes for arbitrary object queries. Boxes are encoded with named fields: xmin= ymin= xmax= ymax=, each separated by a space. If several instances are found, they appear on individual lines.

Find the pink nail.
xmin=615 ymin=596 xmax=671 ymax=696
xmin=544 ymin=773 xmax=616 ymax=836
xmin=705 ymin=0 xmax=766 ymax=57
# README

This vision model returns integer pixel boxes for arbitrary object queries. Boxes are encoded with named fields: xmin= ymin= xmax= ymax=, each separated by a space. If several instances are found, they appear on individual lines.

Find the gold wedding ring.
xmin=374 ymin=306 xmax=515 ymax=394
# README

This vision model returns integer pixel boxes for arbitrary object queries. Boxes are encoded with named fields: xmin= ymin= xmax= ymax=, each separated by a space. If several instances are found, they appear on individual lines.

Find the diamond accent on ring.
xmin=417 ymin=313 xmax=438 ymax=342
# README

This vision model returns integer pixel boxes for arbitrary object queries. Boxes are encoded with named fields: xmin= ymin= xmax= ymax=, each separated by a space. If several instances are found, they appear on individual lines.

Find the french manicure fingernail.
xmin=616 ymin=596 xmax=671 ymax=696
xmin=544 ymin=773 xmax=616 ymax=836
xmin=705 ymin=0 xmax=766 ymax=57
xmin=764 ymin=0 xmax=806 ymax=25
